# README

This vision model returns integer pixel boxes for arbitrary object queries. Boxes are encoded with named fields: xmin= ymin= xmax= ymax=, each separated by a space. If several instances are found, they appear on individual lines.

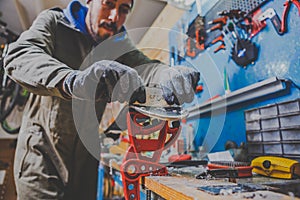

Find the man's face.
xmin=86 ymin=0 xmax=132 ymax=42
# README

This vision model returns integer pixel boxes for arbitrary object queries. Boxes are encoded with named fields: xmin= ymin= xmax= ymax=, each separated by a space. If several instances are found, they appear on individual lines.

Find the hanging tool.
xmin=186 ymin=15 xmax=206 ymax=58
xmin=195 ymin=27 xmax=206 ymax=50
xmin=186 ymin=15 xmax=206 ymax=57
xmin=211 ymin=33 xmax=227 ymax=54
xmin=207 ymin=16 xmax=228 ymax=53
xmin=207 ymin=16 xmax=228 ymax=33
xmin=194 ymin=0 xmax=206 ymax=51
xmin=206 ymin=23 xmax=223 ymax=33
xmin=214 ymin=43 xmax=226 ymax=53
xmin=120 ymin=87 xmax=186 ymax=200
xmin=281 ymin=0 xmax=300 ymax=34
xmin=258 ymin=0 xmax=300 ymax=35
xmin=218 ymin=9 xmax=247 ymax=20
xmin=208 ymin=16 xmax=228 ymax=26
xmin=185 ymin=0 xmax=205 ymax=57
xmin=231 ymin=39 xmax=259 ymax=67
xmin=217 ymin=9 xmax=252 ymax=38
xmin=227 ymin=22 xmax=259 ymax=68
xmin=186 ymin=38 xmax=197 ymax=57
xmin=258 ymin=8 xmax=282 ymax=35
xmin=211 ymin=34 xmax=224 ymax=45
xmin=245 ymin=9 xmax=267 ymax=38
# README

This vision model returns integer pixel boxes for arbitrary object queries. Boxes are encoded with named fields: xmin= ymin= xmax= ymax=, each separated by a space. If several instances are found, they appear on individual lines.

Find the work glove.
xmin=146 ymin=65 xmax=200 ymax=105
xmin=62 ymin=60 xmax=146 ymax=103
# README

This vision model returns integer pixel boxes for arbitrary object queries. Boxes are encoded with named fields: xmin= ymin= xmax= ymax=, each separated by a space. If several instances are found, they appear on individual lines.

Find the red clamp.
xmin=120 ymin=107 xmax=181 ymax=200
xmin=281 ymin=0 xmax=300 ymax=33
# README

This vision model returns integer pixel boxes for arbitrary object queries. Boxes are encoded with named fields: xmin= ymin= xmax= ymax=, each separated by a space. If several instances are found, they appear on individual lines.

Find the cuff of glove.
xmin=61 ymin=71 xmax=77 ymax=100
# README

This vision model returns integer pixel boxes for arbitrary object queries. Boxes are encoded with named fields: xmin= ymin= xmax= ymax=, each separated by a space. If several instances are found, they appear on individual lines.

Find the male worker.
xmin=4 ymin=0 xmax=200 ymax=199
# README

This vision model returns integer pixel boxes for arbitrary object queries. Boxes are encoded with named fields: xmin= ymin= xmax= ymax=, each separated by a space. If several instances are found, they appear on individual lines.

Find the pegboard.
xmin=213 ymin=0 xmax=270 ymax=14
xmin=204 ymin=0 xmax=271 ymax=47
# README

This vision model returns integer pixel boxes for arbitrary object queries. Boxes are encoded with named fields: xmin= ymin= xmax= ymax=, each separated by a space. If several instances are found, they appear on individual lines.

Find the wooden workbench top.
xmin=144 ymin=176 xmax=299 ymax=200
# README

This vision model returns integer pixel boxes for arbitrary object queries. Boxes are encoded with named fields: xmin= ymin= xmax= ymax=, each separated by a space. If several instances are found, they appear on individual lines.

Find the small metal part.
xmin=258 ymin=8 xmax=282 ymax=35
xmin=262 ymin=160 xmax=271 ymax=169
xmin=131 ymin=87 xmax=189 ymax=121
xmin=131 ymin=105 xmax=188 ymax=121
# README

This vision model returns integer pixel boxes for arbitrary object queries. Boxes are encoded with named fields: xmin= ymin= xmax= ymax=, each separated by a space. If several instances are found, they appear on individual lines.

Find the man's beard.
xmin=92 ymin=31 xmax=110 ymax=43
xmin=91 ymin=21 xmax=118 ymax=43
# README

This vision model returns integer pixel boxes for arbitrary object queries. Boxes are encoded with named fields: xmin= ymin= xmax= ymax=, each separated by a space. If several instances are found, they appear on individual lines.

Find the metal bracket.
xmin=187 ymin=77 xmax=289 ymax=119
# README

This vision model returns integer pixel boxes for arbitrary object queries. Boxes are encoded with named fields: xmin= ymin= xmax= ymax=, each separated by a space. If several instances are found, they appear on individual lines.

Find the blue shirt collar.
xmin=63 ymin=1 xmax=88 ymax=34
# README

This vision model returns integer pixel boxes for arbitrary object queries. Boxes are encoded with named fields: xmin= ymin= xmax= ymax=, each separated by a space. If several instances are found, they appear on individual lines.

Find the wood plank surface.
xmin=145 ymin=176 xmax=300 ymax=200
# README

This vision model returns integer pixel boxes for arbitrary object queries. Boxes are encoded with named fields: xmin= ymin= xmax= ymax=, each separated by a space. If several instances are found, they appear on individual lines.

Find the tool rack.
xmin=169 ymin=0 xmax=300 ymax=155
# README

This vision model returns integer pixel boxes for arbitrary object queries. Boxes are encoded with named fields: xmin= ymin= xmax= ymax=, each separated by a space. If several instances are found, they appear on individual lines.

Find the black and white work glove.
xmin=147 ymin=65 xmax=200 ymax=105
xmin=62 ymin=60 xmax=146 ymax=103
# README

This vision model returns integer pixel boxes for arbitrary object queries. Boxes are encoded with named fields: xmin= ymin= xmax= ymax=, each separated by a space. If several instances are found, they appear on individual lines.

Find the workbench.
xmin=143 ymin=175 xmax=300 ymax=200
xmin=100 ymin=153 xmax=300 ymax=199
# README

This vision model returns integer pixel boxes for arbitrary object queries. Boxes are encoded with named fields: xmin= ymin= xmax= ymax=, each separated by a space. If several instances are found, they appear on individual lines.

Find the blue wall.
xmin=169 ymin=0 xmax=300 ymax=154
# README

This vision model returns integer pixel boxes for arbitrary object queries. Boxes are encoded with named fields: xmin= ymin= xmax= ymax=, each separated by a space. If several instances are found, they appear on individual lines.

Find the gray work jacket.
xmin=4 ymin=7 xmax=159 ymax=186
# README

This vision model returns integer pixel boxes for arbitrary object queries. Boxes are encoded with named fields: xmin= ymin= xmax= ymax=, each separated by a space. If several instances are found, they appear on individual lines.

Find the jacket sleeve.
xmin=3 ymin=9 xmax=72 ymax=98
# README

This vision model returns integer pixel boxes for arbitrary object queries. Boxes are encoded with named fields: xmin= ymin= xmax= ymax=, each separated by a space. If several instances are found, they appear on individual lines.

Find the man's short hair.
xmin=86 ymin=0 xmax=134 ymax=8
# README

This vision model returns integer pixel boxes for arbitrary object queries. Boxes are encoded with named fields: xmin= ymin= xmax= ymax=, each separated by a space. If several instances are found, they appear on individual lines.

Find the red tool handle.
xmin=207 ymin=23 xmax=223 ymax=33
xmin=281 ymin=0 xmax=300 ymax=34
xmin=213 ymin=43 xmax=226 ymax=53
xmin=294 ymin=0 xmax=300 ymax=13
xmin=209 ymin=16 xmax=228 ymax=25
xmin=186 ymin=38 xmax=196 ymax=57
xmin=121 ymin=109 xmax=181 ymax=200
xmin=281 ymin=0 xmax=292 ymax=33
xmin=211 ymin=34 xmax=224 ymax=45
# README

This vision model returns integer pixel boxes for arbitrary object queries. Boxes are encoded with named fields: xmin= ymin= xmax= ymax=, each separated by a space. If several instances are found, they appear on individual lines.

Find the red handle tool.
xmin=120 ymin=107 xmax=181 ymax=200
xmin=208 ymin=16 xmax=228 ymax=26
xmin=207 ymin=23 xmax=223 ymax=33
xmin=281 ymin=0 xmax=300 ymax=34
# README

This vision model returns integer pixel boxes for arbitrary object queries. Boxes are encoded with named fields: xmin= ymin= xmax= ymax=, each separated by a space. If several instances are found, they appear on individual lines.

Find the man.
xmin=4 ymin=0 xmax=200 ymax=199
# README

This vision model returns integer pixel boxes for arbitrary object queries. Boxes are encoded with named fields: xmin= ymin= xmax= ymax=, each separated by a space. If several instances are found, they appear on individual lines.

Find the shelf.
xmin=187 ymin=77 xmax=290 ymax=119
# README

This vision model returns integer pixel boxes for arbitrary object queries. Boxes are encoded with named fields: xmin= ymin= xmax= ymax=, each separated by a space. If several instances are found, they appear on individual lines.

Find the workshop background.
xmin=1 ymin=0 xmax=300 ymax=199
xmin=170 ymin=0 xmax=300 ymax=159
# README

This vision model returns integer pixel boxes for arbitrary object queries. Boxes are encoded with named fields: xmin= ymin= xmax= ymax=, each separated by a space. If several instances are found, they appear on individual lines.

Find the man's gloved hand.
xmin=149 ymin=65 xmax=200 ymax=105
xmin=62 ymin=60 xmax=146 ymax=103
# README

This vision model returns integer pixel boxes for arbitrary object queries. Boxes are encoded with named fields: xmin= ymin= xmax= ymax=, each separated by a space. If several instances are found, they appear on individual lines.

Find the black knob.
xmin=263 ymin=160 xmax=271 ymax=169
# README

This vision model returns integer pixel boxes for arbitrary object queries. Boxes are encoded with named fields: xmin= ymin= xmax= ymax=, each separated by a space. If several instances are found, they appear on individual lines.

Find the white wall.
xmin=0 ymin=0 xmax=165 ymax=44
xmin=0 ymin=0 xmax=84 ymax=33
